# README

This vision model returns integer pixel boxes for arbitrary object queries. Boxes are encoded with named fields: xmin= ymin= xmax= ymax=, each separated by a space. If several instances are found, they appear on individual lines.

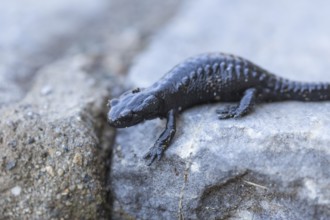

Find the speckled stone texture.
xmin=0 ymin=56 xmax=114 ymax=219
xmin=111 ymin=0 xmax=330 ymax=219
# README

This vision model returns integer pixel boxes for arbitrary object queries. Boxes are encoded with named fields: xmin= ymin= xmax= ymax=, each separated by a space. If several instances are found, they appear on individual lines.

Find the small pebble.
xmin=73 ymin=153 xmax=83 ymax=166
xmin=77 ymin=184 xmax=84 ymax=190
xmin=27 ymin=137 xmax=35 ymax=144
xmin=40 ymin=85 xmax=53 ymax=96
xmin=69 ymin=185 xmax=76 ymax=191
xmin=57 ymin=168 xmax=64 ymax=177
xmin=11 ymin=186 xmax=22 ymax=196
xmin=62 ymin=188 xmax=69 ymax=195
xmin=83 ymin=174 xmax=91 ymax=183
xmin=61 ymin=144 xmax=69 ymax=152
xmin=6 ymin=160 xmax=16 ymax=170
xmin=27 ymin=111 xmax=34 ymax=117
xmin=8 ymin=140 xmax=17 ymax=148
xmin=45 ymin=166 xmax=55 ymax=176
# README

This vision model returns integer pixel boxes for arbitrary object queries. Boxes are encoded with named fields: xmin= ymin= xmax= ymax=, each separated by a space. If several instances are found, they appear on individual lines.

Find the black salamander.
xmin=107 ymin=53 xmax=330 ymax=165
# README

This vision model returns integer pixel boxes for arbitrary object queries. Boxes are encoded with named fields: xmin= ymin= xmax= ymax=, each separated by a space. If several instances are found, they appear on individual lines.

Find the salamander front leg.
xmin=143 ymin=109 xmax=176 ymax=166
xmin=217 ymin=88 xmax=257 ymax=119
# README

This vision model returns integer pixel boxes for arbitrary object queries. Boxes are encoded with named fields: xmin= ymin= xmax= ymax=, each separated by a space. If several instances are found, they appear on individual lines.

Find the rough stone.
xmin=0 ymin=56 xmax=113 ymax=219
xmin=111 ymin=0 xmax=330 ymax=219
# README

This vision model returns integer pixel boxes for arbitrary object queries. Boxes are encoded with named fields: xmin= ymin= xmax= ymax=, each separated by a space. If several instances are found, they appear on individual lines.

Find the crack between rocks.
xmin=178 ymin=160 xmax=191 ymax=220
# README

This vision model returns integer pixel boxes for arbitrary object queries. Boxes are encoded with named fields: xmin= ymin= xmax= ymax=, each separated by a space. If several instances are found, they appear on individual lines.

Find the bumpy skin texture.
xmin=108 ymin=53 xmax=330 ymax=165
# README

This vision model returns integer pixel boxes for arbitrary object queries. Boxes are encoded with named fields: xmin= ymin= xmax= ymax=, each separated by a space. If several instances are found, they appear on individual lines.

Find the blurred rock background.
xmin=1 ymin=0 xmax=330 ymax=219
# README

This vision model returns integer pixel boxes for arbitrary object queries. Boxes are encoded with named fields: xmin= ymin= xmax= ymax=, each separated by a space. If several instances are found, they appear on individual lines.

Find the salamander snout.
xmin=107 ymin=107 xmax=135 ymax=128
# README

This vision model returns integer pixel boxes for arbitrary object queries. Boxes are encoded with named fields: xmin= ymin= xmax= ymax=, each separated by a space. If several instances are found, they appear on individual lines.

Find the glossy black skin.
xmin=108 ymin=53 xmax=330 ymax=165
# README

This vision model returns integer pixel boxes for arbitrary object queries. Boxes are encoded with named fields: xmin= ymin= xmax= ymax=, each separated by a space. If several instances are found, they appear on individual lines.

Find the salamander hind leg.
xmin=143 ymin=109 xmax=176 ymax=166
xmin=217 ymin=88 xmax=257 ymax=119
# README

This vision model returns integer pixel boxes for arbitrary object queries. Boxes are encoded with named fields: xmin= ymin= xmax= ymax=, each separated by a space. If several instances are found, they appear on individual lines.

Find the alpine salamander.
xmin=107 ymin=53 xmax=330 ymax=165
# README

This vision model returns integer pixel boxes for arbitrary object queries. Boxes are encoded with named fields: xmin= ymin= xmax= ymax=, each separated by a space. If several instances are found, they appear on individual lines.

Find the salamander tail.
xmin=274 ymin=77 xmax=330 ymax=101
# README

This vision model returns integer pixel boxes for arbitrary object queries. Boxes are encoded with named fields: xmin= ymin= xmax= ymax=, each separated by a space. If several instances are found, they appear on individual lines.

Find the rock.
xmin=11 ymin=186 xmax=22 ymax=196
xmin=73 ymin=153 xmax=83 ymax=166
xmin=0 ymin=55 xmax=113 ymax=219
xmin=111 ymin=0 xmax=330 ymax=219
xmin=5 ymin=160 xmax=17 ymax=171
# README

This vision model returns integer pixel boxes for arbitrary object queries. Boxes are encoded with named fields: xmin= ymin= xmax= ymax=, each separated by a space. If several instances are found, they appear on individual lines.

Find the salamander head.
xmin=107 ymin=88 xmax=162 ymax=128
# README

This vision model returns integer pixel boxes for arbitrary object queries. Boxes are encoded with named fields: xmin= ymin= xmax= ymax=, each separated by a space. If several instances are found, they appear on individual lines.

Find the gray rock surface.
xmin=111 ymin=0 xmax=330 ymax=219
xmin=1 ymin=56 xmax=113 ymax=219
xmin=0 ymin=0 xmax=181 ymax=219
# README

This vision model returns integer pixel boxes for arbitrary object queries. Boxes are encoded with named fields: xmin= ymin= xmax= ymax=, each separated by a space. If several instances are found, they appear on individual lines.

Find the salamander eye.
xmin=132 ymin=88 xmax=141 ymax=93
